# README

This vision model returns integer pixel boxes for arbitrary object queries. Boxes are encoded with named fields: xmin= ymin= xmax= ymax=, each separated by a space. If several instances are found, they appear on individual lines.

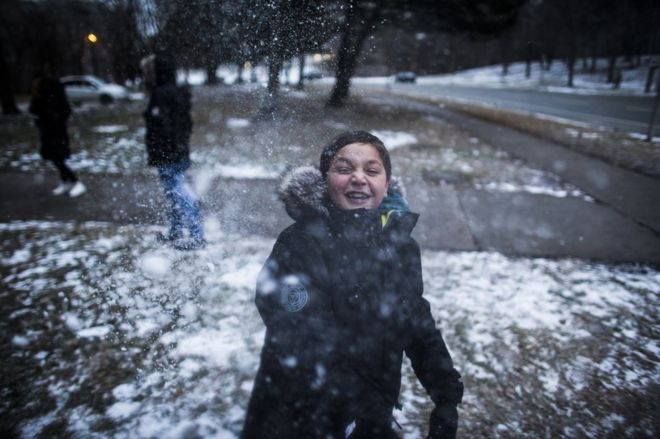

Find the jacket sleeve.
xmin=255 ymin=227 xmax=339 ymax=372
xmin=175 ymin=86 xmax=193 ymax=145
xmin=402 ymin=241 xmax=464 ymax=406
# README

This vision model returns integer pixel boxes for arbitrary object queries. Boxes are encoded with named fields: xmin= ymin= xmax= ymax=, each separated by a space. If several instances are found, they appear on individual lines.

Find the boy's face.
xmin=327 ymin=142 xmax=389 ymax=210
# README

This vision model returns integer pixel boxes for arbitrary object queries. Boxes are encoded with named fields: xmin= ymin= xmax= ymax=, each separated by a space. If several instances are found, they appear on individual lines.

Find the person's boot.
xmin=69 ymin=181 xmax=87 ymax=197
xmin=52 ymin=182 xmax=73 ymax=195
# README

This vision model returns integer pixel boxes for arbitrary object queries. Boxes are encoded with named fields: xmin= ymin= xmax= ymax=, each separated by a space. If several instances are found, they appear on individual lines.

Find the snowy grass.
xmin=1 ymin=220 xmax=658 ymax=438
xmin=0 ymin=86 xmax=589 ymax=198
xmin=416 ymin=57 xmax=654 ymax=95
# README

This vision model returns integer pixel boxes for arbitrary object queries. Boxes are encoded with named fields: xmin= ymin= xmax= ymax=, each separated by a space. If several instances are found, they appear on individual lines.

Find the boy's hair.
xmin=319 ymin=130 xmax=391 ymax=180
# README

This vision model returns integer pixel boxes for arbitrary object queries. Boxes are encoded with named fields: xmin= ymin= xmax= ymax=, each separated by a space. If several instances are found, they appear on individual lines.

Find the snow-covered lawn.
xmin=1 ymin=221 xmax=657 ymax=438
xmin=0 ymin=86 xmax=588 ymax=200
xmin=416 ymin=58 xmax=654 ymax=95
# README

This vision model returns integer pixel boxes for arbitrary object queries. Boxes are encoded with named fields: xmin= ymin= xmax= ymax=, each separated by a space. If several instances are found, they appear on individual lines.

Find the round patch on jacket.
xmin=281 ymin=283 xmax=309 ymax=312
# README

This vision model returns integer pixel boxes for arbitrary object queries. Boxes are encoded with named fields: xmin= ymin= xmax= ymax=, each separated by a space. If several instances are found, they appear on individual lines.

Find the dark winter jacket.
xmin=242 ymin=167 xmax=463 ymax=439
xmin=29 ymin=77 xmax=72 ymax=161
xmin=143 ymin=56 xmax=192 ymax=167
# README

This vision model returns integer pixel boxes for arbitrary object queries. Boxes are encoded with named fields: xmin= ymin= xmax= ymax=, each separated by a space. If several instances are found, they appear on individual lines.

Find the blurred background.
xmin=1 ymin=0 xmax=659 ymax=112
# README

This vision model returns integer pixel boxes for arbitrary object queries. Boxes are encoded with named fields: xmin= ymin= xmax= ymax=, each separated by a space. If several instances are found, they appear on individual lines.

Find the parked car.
xmin=60 ymin=75 xmax=130 ymax=104
xmin=394 ymin=71 xmax=417 ymax=83
xmin=302 ymin=71 xmax=323 ymax=80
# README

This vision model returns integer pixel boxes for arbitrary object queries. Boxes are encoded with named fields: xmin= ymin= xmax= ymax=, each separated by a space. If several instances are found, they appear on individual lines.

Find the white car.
xmin=60 ymin=75 xmax=130 ymax=105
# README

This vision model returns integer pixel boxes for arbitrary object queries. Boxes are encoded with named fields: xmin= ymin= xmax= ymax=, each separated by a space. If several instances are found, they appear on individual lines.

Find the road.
xmin=357 ymin=82 xmax=659 ymax=137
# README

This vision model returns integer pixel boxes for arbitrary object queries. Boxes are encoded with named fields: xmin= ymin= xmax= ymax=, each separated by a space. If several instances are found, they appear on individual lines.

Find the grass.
xmin=413 ymin=97 xmax=660 ymax=179
xmin=1 ymin=85 xmax=580 ymax=197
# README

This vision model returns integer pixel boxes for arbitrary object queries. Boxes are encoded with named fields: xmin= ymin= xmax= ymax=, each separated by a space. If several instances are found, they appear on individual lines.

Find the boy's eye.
xmin=366 ymin=169 xmax=380 ymax=176
xmin=336 ymin=167 xmax=352 ymax=174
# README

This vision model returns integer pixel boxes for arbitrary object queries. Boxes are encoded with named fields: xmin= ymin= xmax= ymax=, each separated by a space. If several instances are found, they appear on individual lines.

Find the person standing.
xmin=29 ymin=71 xmax=86 ymax=197
xmin=242 ymin=131 xmax=463 ymax=438
xmin=142 ymin=54 xmax=205 ymax=250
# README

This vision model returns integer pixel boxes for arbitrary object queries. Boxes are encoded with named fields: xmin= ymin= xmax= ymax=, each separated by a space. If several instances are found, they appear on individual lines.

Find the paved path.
xmin=435 ymin=105 xmax=660 ymax=233
xmin=2 ymin=164 xmax=659 ymax=265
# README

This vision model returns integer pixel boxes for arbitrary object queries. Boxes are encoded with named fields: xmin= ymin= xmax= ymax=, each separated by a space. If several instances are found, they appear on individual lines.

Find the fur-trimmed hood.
xmin=278 ymin=166 xmax=409 ymax=222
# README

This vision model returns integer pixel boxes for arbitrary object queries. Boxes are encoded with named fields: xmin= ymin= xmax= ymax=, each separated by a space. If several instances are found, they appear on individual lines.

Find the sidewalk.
xmin=435 ymin=106 xmax=660 ymax=233
xmin=2 ymin=151 xmax=659 ymax=264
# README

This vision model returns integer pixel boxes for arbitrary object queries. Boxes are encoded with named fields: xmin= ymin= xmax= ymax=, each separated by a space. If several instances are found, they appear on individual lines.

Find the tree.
xmin=327 ymin=0 xmax=381 ymax=107
xmin=327 ymin=0 xmax=525 ymax=107
xmin=248 ymin=0 xmax=337 ymax=114
xmin=105 ymin=0 xmax=147 ymax=84
xmin=0 ymin=0 xmax=23 ymax=114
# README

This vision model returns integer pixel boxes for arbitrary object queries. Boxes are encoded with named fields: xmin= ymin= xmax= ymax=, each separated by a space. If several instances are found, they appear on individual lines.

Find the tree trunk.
xmin=327 ymin=3 xmax=379 ymax=107
xmin=500 ymin=35 xmax=510 ymax=77
xmin=283 ymin=61 xmax=291 ymax=86
xmin=206 ymin=62 xmax=218 ymax=85
xmin=525 ymin=59 xmax=531 ymax=78
xmin=236 ymin=63 xmax=244 ymax=84
xmin=589 ymin=56 xmax=596 ymax=74
xmin=524 ymin=42 xmax=532 ymax=78
xmin=544 ymin=51 xmax=554 ymax=71
xmin=613 ymin=68 xmax=622 ymax=89
xmin=296 ymin=54 xmax=304 ymax=90
xmin=566 ymin=57 xmax=575 ymax=87
xmin=328 ymin=43 xmax=357 ymax=107
xmin=259 ymin=58 xmax=282 ymax=116
xmin=0 ymin=79 xmax=20 ymax=115
xmin=0 ymin=40 xmax=20 ymax=115
xmin=607 ymin=56 xmax=616 ymax=83
xmin=267 ymin=59 xmax=281 ymax=96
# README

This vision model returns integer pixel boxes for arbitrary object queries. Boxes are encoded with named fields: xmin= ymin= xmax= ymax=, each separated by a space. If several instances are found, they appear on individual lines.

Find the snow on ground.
xmin=92 ymin=125 xmax=129 ymax=134
xmin=0 ymin=87 xmax=588 ymax=200
xmin=371 ymin=130 xmax=418 ymax=150
xmin=1 ymin=220 xmax=657 ymax=438
xmin=191 ymin=161 xmax=282 ymax=199
xmin=417 ymin=60 xmax=649 ymax=94
xmin=353 ymin=56 xmax=657 ymax=95
xmin=225 ymin=118 xmax=250 ymax=129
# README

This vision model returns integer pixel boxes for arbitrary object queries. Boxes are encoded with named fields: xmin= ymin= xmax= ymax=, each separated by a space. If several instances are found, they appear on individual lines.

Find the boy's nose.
xmin=350 ymin=172 xmax=367 ymax=184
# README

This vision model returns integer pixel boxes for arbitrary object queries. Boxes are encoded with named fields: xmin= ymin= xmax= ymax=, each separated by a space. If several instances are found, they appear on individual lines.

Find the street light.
xmin=86 ymin=33 xmax=99 ymax=75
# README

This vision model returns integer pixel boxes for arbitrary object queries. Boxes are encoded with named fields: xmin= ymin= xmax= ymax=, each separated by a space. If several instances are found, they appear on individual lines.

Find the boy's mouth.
xmin=345 ymin=192 xmax=370 ymax=200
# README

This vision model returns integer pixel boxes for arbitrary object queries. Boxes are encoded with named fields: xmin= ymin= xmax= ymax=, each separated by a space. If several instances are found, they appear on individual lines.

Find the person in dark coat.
xmin=242 ymin=131 xmax=463 ymax=438
xmin=29 ymin=72 xmax=86 ymax=197
xmin=142 ymin=54 xmax=205 ymax=250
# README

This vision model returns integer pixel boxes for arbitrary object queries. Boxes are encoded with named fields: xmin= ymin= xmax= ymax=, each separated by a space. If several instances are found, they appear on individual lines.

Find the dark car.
xmin=394 ymin=71 xmax=417 ymax=83
xmin=302 ymin=71 xmax=323 ymax=80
